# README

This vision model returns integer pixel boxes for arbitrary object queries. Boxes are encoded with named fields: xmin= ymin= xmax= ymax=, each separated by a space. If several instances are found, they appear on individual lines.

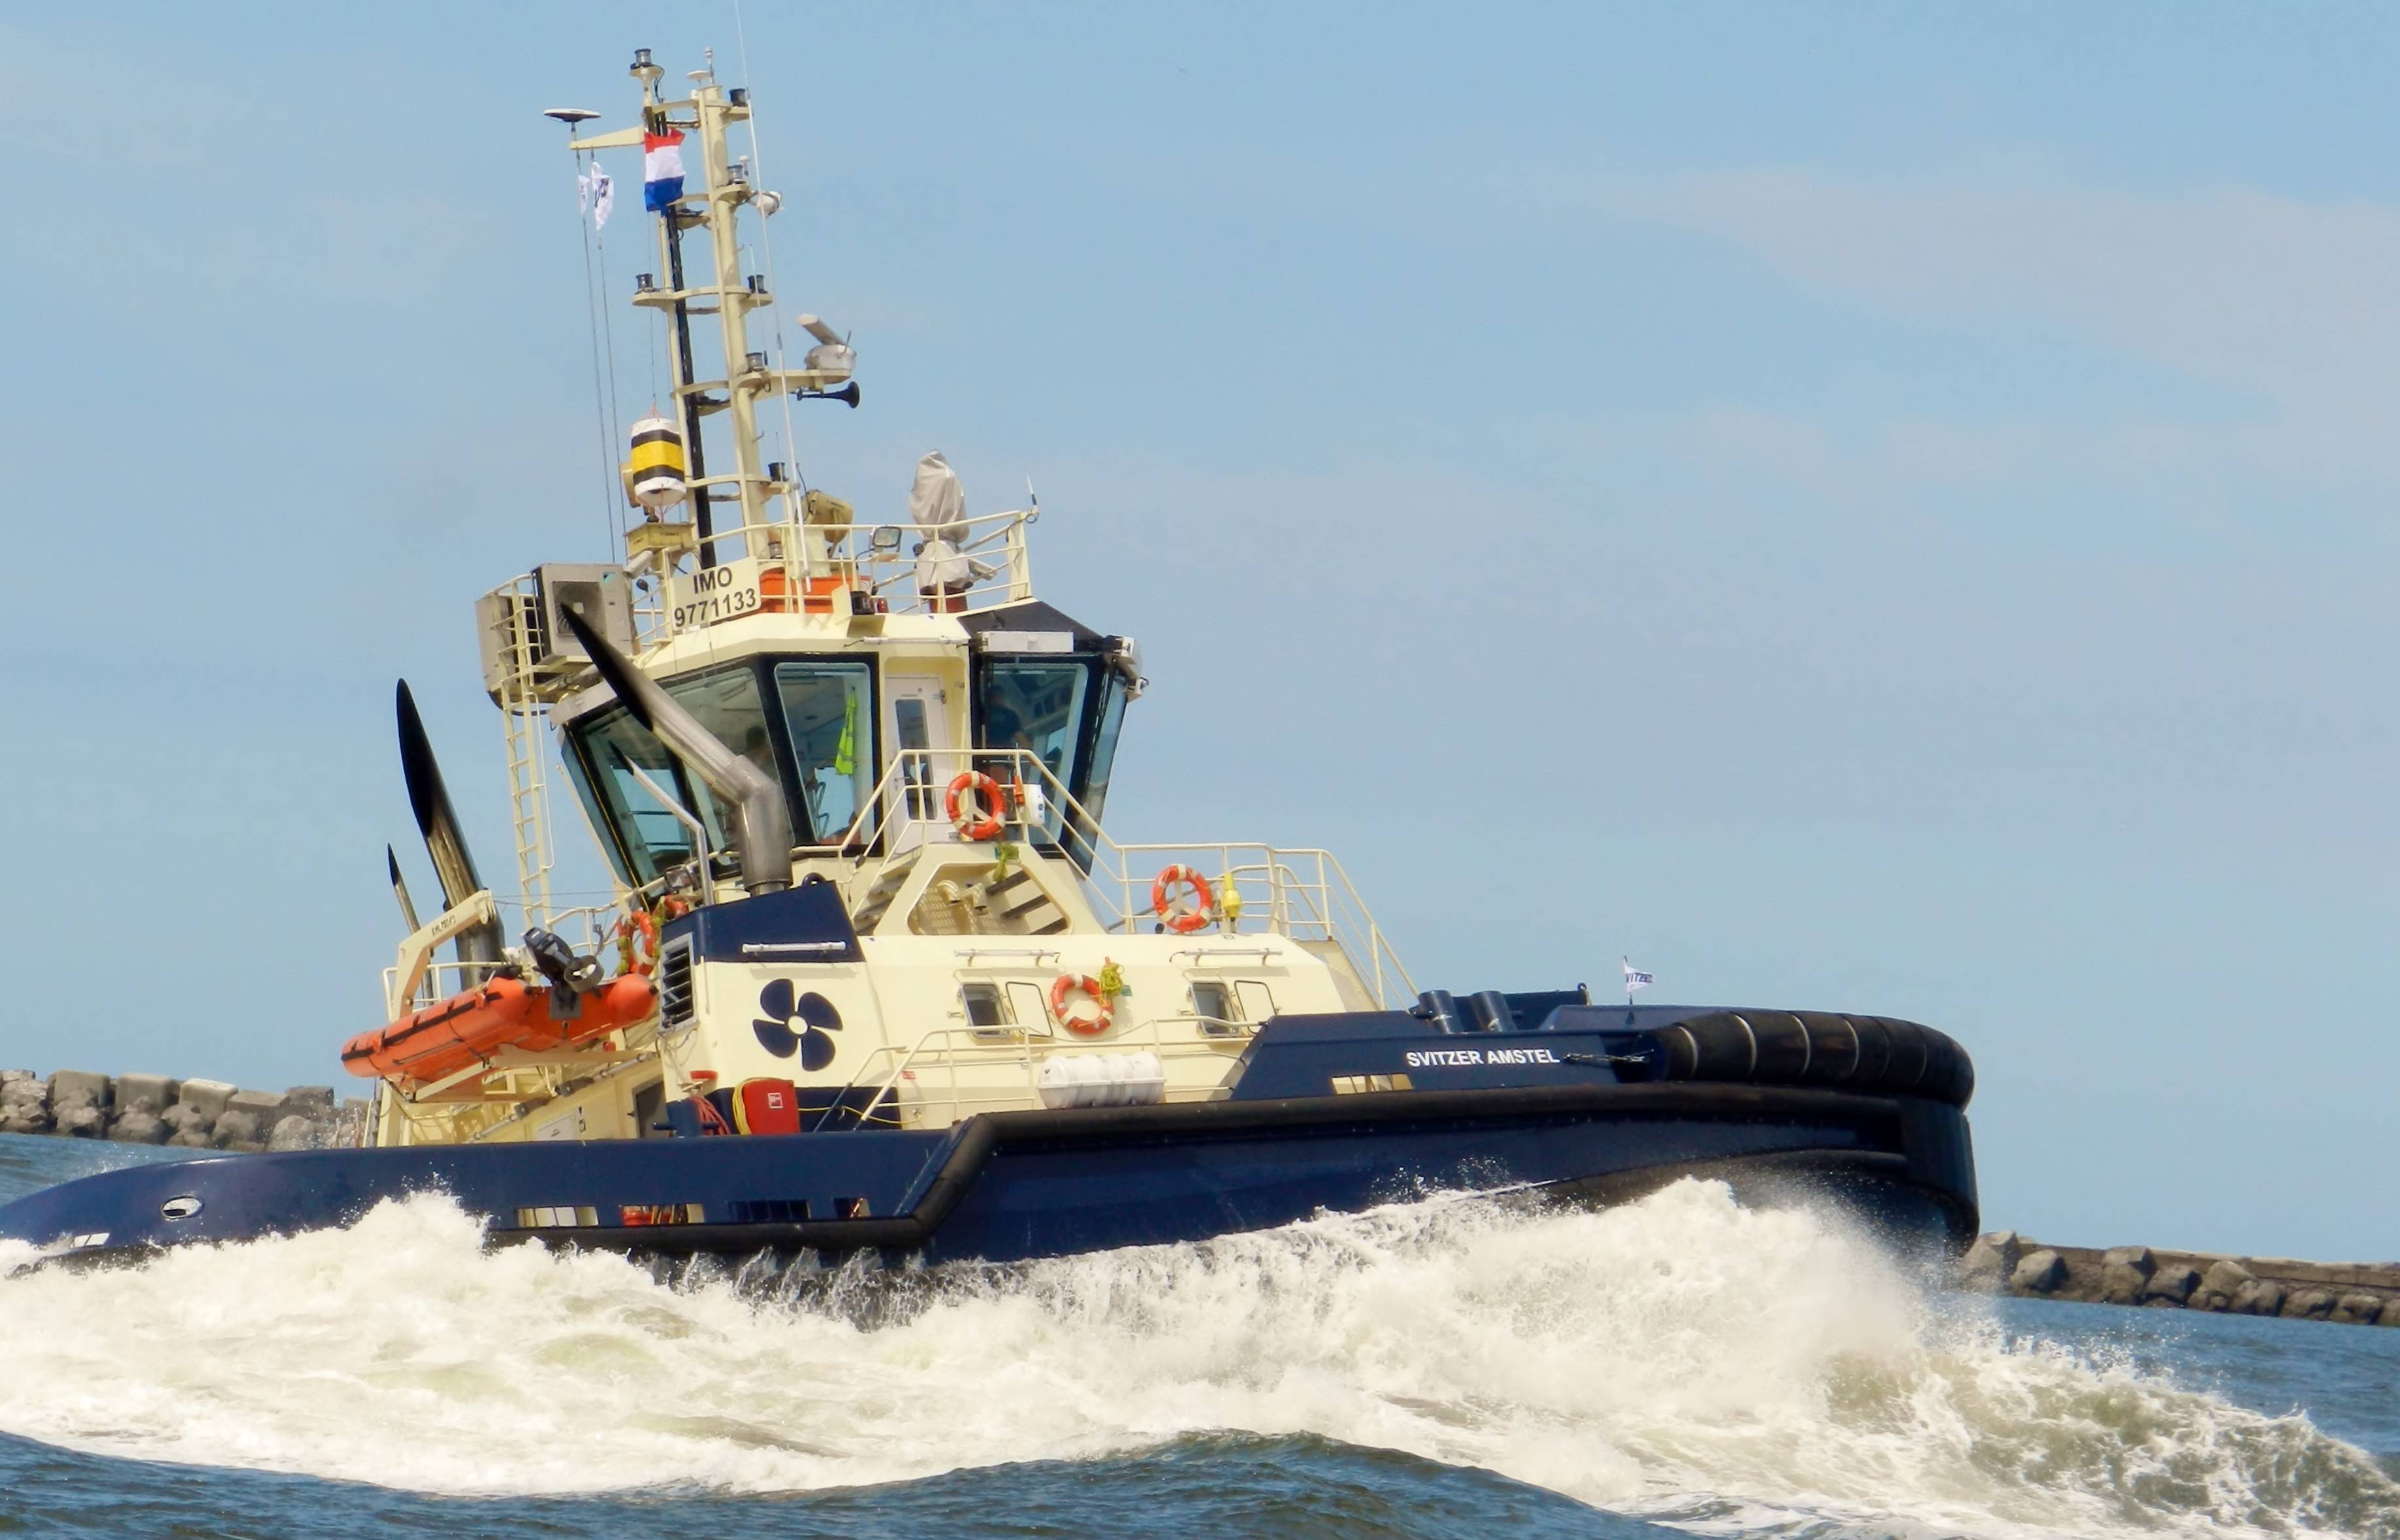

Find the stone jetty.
xmin=1959 ymin=1230 xmax=2400 ymax=1326
xmin=0 ymin=1068 xmax=366 ymax=1152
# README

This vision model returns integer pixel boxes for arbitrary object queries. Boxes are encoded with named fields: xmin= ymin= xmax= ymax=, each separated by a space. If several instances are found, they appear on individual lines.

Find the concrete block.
xmin=2193 ymin=1260 xmax=2254 ymax=1312
xmin=1959 ymin=1231 xmax=2019 ymax=1291
xmin=225 ymin=1090 xmax=291 ymax=1129
xmin=0 ymin=1104 xmax=50 ymax=1136
xmin=1 ymin=1077 xmax=46 ymax=1111
xmin=212 ymin=1110 xmax=261 ymax=1149
xmin=2231 ymin=1279 xmax=2286 ymax=1317
xmin=2284 ymin=1289 xmax=2335 ymax=1321
xmin=165 ymin=1129 xmax=213 ymax=1150
xmin=48 ymin=1070 xmax=113 ymax=1113
xmin=161 ymin=1102 xmax=214 ymax=1138
xmin=54 ymin=1104 xmax=106 ymax=1138
xmin=107 ymin=1110 xmax=168 ymax=1145
xmin=2100 ymin=1246 xmax=2155 ymax=1306
xmin=0 ymin=1069 xmax=33 ymax=1091
xmin=113 ymin=1074 xmax=179 ymax=1116
xmin=281 ymin=1086 xmax=336 ymax=1115
xmin=2375 ymin=1298 xmax=2400 ymax=1326
xmin=267 ymin=1115 xmax=319 ymax=1152
xmin=2010 ymin=1249 xmax=2068 ymax=1294
xmin=2145 ymin=1263 xmax=2200 ymax=1306
xmin=2331 ymin=1292 xmax=2382 ymax=1325
xmin=176 ymin=1080 xmax=237 ymax=1121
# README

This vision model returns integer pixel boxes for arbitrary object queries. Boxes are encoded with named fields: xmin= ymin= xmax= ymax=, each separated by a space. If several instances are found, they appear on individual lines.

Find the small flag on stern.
xmin=643 ymin=129 xmax=686 ymax=212
xmin=579 ymin=164 xmax=614 ymax=230
xmin=1622 ymin=957 xmax=1655 ymax=996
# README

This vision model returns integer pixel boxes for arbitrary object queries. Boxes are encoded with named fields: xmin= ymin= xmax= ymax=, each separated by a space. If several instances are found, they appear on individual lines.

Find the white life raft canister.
xmin=1036 ymin=1051 xmax=1166 ymax=1110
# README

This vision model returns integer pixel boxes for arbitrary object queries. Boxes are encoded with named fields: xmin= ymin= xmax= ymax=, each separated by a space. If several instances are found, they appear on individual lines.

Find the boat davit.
xmin=0 ymin=48 xmax=1978 ymax=1270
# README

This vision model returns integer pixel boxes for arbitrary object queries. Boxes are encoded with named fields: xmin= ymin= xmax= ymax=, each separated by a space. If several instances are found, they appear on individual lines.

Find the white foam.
xmin=0 ymin=1179 xmax=2388 ymax=1537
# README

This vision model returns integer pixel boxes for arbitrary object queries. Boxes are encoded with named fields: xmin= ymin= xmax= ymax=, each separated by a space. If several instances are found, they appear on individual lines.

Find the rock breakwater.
xmin=1959 ymin=1230 xmax=2400 ymax=1326
xmin=0 ymin=1069 xmax=364 ymax=1152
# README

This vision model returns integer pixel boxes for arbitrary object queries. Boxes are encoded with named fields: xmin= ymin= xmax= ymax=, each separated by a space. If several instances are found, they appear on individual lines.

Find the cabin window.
xmin=568 ymin=664 xmax=763 ymax=886
xmin=961 ymin=982 xmax=1008 ymax=1028
xmin=980 ymin=660 xmax=1089 ymax=829
xmin=1063 ymin=673 xmax=1130 ymax=869
xmin=773 ymin=661 xmax=874 ymax=842
xmin=1191 ymin=980 xmax=1235 ymax=1025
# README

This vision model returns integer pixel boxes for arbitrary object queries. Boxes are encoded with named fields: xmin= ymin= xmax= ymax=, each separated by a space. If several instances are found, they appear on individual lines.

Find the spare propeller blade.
xmin=387 ymin=844 xmax=422 ymax=935
xmin=395 ymin=679 xmax=505 ymax=973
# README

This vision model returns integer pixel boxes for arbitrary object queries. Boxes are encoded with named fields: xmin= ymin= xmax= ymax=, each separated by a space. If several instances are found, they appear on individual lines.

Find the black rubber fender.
xmin=1647 ymin=1010 xmax=1974 ymax=1109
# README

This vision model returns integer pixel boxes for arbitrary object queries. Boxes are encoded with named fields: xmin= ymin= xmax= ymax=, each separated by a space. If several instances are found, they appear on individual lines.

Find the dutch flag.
xmin=643 ymin=129 xmax=686 ymax=212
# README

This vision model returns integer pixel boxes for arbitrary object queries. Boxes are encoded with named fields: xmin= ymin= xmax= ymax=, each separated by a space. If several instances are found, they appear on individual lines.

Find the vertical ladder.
xmin=498 ymin=579 xmax=554 ymax=931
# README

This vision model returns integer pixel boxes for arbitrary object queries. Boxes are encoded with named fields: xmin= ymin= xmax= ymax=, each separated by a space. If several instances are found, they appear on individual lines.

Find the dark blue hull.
xmin=0 ymin=1082 xmax=1977 ymax=1270
xmin=1 ymin=1006 xmax=1981 ymax=1268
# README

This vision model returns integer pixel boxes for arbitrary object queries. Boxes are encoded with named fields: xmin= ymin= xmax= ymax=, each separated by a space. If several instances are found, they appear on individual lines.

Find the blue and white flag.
xmin=1622 ymin=957 xmax=1655 ymax=994
xmin=579 ymin=164 xmax=615 ymax=231
xmin=643 ymin=129 xmax=685 ymax=212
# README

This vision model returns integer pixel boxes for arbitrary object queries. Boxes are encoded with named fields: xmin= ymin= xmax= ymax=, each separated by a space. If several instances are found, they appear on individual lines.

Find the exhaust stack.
xmin=560 ymin=607 xmax=793 ymax=896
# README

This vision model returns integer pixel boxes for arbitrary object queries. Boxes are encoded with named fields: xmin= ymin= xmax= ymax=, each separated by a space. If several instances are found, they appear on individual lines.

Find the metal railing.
xmin=818 ymin=747 xmax=1415 ymax=1007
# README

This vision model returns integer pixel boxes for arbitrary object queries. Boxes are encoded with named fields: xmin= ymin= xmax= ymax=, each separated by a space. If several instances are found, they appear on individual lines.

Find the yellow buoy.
xmin=624 ymin=415 xmax=688 ymax=511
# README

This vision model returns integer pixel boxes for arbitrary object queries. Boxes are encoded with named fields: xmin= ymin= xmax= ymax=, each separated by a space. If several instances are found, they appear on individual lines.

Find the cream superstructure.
xmin=364 ymin=52 xmax=1412 ymax=1151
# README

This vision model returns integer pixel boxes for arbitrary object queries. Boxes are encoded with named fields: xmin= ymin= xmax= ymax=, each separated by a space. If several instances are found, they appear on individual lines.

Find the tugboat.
xmin=0 ymin=50 xmax=1977 ymax=1269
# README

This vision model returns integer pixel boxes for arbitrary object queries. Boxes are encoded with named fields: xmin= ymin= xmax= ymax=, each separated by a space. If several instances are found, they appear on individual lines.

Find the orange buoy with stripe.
xmin=624 ymin=415 xmax=688 ymax=511
xmin=1151 ymin=865 xmax=1215 ymax=935
xmin=342 ymin=974 xmax=658 ymax=1087
xmin=1049 ymin=973 xmax=1112 ymax=1036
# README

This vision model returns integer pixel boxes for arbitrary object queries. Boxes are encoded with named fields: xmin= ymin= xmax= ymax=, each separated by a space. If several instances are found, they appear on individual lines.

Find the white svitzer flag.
xmin=1622 ymin=957 xmax=1655 ymax=995
xmin=579 ymin=165 xmax=615 ymax=230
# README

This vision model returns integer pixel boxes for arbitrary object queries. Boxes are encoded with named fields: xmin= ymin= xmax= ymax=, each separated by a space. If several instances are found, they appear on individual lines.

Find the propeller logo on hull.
xmin=754 ymin=980 xmax=842 ymax=1069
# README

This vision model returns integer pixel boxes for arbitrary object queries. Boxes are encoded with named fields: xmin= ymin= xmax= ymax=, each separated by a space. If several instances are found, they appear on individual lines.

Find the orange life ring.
xmin=615 ymin=896 xmax=693 ymax=976
xmin=1049 ymin=973 xmax=1112 ymax=1036
xmin=617 ymin=907 xmax=660 ymax=975
xmin=945 ymin=771 xmax=1006 ymax=841
xmin=1151 ymin=864 xmax=1215 ymax=935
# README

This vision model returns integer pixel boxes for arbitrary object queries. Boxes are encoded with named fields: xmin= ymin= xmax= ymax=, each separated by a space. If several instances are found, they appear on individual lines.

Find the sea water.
xmin=0 ymin=1134 xmax=2393 ymax=1539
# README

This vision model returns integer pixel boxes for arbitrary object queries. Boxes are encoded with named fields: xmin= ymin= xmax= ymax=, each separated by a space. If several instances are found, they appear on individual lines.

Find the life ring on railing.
xmin=945 ymin=771 xmax=1007 ymax=841
xmin=1049 ymin=973 xmax=1113 ymax=1036
xmin=1151 ymin=865 xmax=1215 ymax=935
xmin=614 ymin=896 xmax=694 ymax=977
xmin=617 ymin=908 xmax=660 ymax=976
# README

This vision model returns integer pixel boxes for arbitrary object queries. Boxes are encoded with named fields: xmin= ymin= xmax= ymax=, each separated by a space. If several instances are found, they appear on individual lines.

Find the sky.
xmin=1 ymin=3 xmax=2395 ymax=1260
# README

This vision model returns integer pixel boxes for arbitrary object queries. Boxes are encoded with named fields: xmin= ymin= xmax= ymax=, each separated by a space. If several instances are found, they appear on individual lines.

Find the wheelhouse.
xmin=560 ymin=609 xmax=1140 ymax=890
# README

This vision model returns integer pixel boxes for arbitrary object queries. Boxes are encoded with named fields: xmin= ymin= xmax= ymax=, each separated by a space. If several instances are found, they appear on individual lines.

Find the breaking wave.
xmin=0 ymin=1179 xmax=2390 ymax=1537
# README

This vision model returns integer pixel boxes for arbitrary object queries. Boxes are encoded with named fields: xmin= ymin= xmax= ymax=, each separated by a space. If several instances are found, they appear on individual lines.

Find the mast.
xmin=562 ymin=49 xmax=858 ymax=581
xmin=575 ymin=48 xmax=784 ymax=571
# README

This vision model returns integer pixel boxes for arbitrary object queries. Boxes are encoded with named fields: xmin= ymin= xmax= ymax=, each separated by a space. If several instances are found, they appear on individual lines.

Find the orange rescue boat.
xmin=343 ymin=974 xmax=658 ymax=1087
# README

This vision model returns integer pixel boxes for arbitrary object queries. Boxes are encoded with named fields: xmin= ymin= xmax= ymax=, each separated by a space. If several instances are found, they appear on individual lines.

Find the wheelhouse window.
xmin=982 ymin=661 xmax=1089 ymax=788
xmin=1070 ymin=672 xmax=1130 ymax=863
xmin=569 ymin=664 xmax=764 ymax=888
xmin=773 ymin=661 xmax=873 ymax=843
xmin=566 ymin=655 xmax=885 ymax=885
xmin=973 ymin=652 xmax=1132 ymax=868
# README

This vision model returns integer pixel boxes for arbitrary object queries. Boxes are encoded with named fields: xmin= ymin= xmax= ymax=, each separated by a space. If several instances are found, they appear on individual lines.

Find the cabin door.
xmin=884 ymin=675 xmax=952 ymax=853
